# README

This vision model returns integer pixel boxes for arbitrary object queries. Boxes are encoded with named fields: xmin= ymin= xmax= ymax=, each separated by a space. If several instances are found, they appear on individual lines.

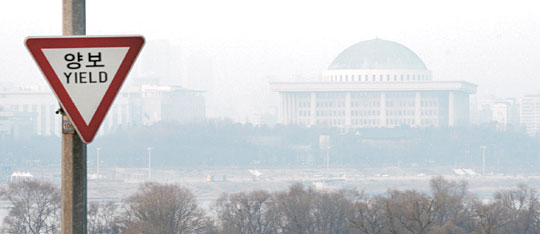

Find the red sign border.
xmin=25 ymin=36 xmax=145 ymax=143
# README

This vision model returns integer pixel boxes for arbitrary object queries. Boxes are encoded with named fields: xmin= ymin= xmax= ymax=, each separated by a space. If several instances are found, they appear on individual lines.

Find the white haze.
xmin=1 ymin=0 xmax=539 ymax=120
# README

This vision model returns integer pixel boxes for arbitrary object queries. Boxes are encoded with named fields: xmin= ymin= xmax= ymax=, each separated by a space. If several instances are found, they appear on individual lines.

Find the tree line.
xmin=2 ymin=121 xmax=539 ymax=172
xmin=1 ymin=177 xmax=540 ymax=234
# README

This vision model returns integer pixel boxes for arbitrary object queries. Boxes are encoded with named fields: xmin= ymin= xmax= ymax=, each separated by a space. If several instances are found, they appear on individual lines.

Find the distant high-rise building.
xmin=519 ymin=95 xmax=540 ymax=135
xmin=270 ymin=39 xmax=477 ymax=129
xmin=141 ymin=85 xmax=206 ymax=125
xmin=470 ymin=96 xmax=520 ymax=131
xmin=0 ymin=88 xmax=60 ymax=136
xmin=0 ymin=84 xmax=206 ymax=137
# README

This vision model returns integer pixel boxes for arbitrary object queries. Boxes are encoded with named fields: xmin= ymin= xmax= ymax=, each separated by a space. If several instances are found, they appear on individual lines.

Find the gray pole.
xmin=62 ymin=1 xmax=86 ymax=234
xmin=480 ymin=146 xmax=487 ymax=176
xmin=147 ymin=147 xmax=153 ymax=180
xmin=326 ymin=147 xmax=329 ymax=171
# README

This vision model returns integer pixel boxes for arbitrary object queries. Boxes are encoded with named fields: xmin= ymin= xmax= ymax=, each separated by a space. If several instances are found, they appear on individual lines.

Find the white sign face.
xmin=26 ymin=36 xmax=144 ymax=143
xmin=42 ymin=47 xmax=129 ymax=124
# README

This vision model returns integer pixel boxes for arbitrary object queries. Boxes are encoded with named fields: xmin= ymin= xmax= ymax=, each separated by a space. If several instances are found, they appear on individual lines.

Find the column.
xmin=448 ymin=91 xmax=455 ymax=126
xmin=415 ymin=92 xmax=421 ymax=127
xmin=283 ymin=93 xmax=289 ymax=125
xmin=345 ymin=92 xmax=351 ymax=128
xmin=290 ymin=94 xmax=296 ymax=124
xmin=380 ymin=92 xmax=386 ymax=127
xmin=37 ymin=105 xmax=42 ymax=135
xmin=280 ymin=93 xmax=286 ymax=124
xmin=45 ymin=105 xmax=51 ymax=135
xmin=286 ymin=93 xmax=293 ymax=125
xmin=310 ymin=92 xmax=316 ymax=126
xmin=126 ymin=102 xmax=131 ymax=126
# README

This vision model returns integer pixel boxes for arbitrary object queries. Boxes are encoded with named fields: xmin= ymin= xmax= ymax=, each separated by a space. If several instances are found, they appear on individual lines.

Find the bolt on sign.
xmin=25 ymin=36 xmax=145 ymax=143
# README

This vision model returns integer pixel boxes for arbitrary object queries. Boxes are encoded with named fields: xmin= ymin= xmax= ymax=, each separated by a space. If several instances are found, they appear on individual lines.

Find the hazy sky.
xmin=2 ymin=0 xmax=539 ymax=119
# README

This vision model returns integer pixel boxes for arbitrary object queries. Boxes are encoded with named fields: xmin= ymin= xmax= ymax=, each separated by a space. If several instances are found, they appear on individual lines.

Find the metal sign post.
xmin=25 ymin=2 xmax=143 ymax=233
xmin=62 ymin=0 xmax=87 ymax=233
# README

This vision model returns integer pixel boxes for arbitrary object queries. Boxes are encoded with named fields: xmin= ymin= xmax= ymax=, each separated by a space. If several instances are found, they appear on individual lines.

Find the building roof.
xmin=328 ymin=39 xmax=427 ymax=70
xmin=270 ymin=81 xmax=477 ymax=94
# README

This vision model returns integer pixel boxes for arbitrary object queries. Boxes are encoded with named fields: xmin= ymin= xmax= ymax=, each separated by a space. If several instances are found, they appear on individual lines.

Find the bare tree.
xmin=310 ymin=190 xmax=351 ymax=234
xmin=346 ymin=194 xmax=386 ymax=234
xmin=383 ymin=189 xmax=436 ymax=234
xmin=87 ymin=201 xmax=120 ymax=234
xmin=470 ymin=198 xmax=506 ymax=234
xmin=272 ymin=184 xmax=316 ymax=234
xmin=119 ymin=182 xmax=214 ymax=234
xmin=494 ymin=184 xmax=540 ymax=234
xmin=272 ymin=183 xmax=350 ymax=234
xmin=0 ymin=179 xmax=60 ymax=234
xmin=429 ymin=176 xmax=473 ymax=232
xmin=215 ymin=190 xmax=279 ymax=234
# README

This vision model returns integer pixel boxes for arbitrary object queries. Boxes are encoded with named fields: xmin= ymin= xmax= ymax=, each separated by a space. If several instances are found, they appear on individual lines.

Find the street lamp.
xmin=480 ymin=145 xmax=487 ymax=176
xmin=146 ymin=147 xmax=153 ymax=180
xmin=319 ymin=135 xmax=330 ymax=171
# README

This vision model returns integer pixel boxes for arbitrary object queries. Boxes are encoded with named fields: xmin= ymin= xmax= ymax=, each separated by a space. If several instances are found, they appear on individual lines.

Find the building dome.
xmin=324 ymin=39 xmax=431 ymax=83
xmin=328 ymin=39 xmax=427 ymax=70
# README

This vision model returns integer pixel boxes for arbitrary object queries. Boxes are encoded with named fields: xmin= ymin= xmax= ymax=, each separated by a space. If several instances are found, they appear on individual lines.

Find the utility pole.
xmin=319 ymin=135 xmax=330 ymax=172
xmin=62 ymin=1 xmax=86 ymax=234
xmin=326 ymin=147 xmax=330 ymax=171
xmin=480 ymin=145 xmax=487 ymax=176
xmin=147 ymin=147 xmax=153 ymax=180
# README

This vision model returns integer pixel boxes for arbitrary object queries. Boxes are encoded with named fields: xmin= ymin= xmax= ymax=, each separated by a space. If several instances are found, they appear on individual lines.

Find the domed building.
xmin=270 ymin=39 xmax=477 ymax=129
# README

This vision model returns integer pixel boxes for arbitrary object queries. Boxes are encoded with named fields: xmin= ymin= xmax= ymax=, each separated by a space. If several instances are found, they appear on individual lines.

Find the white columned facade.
xmin=310 ymin=92 xmax=316 ymax=126
xmin=271 ymin=82 xmax=476 ymax=128
xmin=415 ymin=91 xmax=421 ymax=126
xmin=280 ymin=93 xmax=286 ymax=124
xmin=380 ymin=92 xmax=386 ymax=127
xmin=448 ymin=91 xmax=455 ymax=126
xmin=345 ymin=92 xmax=351 ymax=128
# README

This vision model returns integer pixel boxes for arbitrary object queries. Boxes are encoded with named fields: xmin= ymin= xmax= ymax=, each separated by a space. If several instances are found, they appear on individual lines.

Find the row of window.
xmin=352 ymin=110 xmax=380 ymax=116
xmin=421 ymin=110 xmax=438 ymax=116
xmin=297 ymin=101 xmax=439 ymax=109
xmin=302 ymin=118 xmax=440 ymax=126
xmin=328 ymin=73 xmax=430 ymax=82
xmin=386 ymin=119 xmax=415 ymax=125
xmin=421 ymin=101 xmax=438 ymax=107
xmin=296 ymin=101 xmax=439 ymax=109
xmin=387 ymin=110 xmax=415 ymax=116
xmin=298 ymin=109 xmax=439 ymax=117
xmin=316 ymin=110 xmax=346 ymax=117
xmin=351 ymin=101 xmax=380 ymax=108
xmin=351 ymin=119 xmax=380 ymax=125
xmin=386 ymin=101 xmax=415 ymax=107
xmin=301 ymin=118 xmax=440 ymax=126
xmin=316 ymin=102 xmax=345 ymax=108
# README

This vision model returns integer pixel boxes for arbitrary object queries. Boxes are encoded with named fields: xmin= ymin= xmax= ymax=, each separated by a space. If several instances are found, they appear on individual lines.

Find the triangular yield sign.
xmin=25 ymin=36 xmax=145 ymax=143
